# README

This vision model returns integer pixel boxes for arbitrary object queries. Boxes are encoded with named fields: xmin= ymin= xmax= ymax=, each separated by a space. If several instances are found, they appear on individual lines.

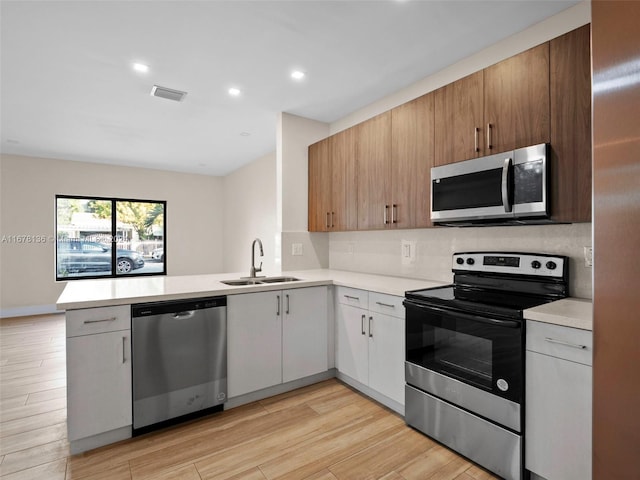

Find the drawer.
xmin=526 ymin=320 xmax=592 ymax=366
xmin=335 ymin=287 xmax=368 ymax=308
xmin=369 ymin=292 xmax=404 ymax=319
xmin=66 ymin=305 xmax=131 ymax=337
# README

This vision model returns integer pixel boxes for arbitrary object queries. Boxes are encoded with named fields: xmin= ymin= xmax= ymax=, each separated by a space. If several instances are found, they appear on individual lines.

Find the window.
xmin=56 ymin=195 xmax=166 ymax=280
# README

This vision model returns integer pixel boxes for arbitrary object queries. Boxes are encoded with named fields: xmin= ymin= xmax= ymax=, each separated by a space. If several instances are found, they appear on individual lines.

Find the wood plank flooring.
xmin=0 ymin=313 xmax=499 ymax=480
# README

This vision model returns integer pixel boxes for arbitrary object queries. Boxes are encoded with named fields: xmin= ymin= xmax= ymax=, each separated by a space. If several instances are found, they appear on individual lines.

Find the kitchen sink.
xmin=260 ymin=276 xmax=300 ymax=283
xmin=221 ymin=276 xmax=300 ymax=286
xmin=221 ymin=279 xmax=265 ymax=286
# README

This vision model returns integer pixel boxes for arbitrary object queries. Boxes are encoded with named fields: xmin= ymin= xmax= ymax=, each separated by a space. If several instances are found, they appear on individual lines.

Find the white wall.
xmin=0 ymin=154 xmax=224 ymax=316
xmin=222 ymin=151 xmax=278 ymax=276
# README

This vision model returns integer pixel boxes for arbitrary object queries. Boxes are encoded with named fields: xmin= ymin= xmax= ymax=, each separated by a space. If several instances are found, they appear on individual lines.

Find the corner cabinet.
xmin=335 ymin=287 xmax=405 ymax=411
xmin=66 ymin=305 xmax=132 ymax=454
xmin=525 ymin=320 xmax=592 ymax=480
xmin=227 ymin=286 xmax=328 ymax=398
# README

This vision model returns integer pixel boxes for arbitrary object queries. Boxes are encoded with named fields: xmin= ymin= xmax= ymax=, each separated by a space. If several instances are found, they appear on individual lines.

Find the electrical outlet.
xmin=292 ymin=243 xmax=303 ymax=256
xmin=584 ymin=246 xmax=593 ymax=267
xmin=347 ymin=242 xmax=355 ymax=255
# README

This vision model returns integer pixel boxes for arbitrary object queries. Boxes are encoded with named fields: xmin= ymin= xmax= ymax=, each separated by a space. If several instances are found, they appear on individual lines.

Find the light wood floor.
xmin=0 ymin=313 xmax=498 ymax=480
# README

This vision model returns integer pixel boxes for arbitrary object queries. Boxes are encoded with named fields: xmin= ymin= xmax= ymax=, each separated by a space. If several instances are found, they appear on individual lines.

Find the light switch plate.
xmin=292 ymin=243 xmax=303 ymax=256
xmin=401 ymin=240 xmax=416 ymax=265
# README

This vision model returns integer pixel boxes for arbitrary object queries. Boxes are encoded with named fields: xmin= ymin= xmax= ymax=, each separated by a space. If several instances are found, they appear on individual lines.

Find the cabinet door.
xmin=330 ymin=127 xmax=358 ymax=231
xmin=434 ymin=71 xmax=484 ymax=165
xmin=550 ymin=24 xmax=592 ymax=223
xmin=308 ymin=138 xmax=332 ymax=232
xmin=227 ymin=292 xmax=282 ymax=397
xmin=391 ymin=92 xmax=434 ymax=228
xmin=282 ymin=287 xmax=328 ymax=383
xmin=357 ymin=111 xmax=392 ymax=230
xmin=368 ymin=313 xmax=405 ymax=405
xmin=484 ymin=43 xmax=550 ymax=154
xmin=526 ymin=351 xmax=592 ymax=480
xmin=336 ymin=303 xmax=369 ymax=385
xmin=66 ymin=330 xmax=132 ymax=441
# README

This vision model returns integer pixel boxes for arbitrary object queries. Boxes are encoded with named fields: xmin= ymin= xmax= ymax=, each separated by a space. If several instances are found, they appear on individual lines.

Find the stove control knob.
xmin=531 ymin=260 xmax=541 ymax=269
xmin=466 ymin=258 xmax=475 ymax=265
xmin=456 ymin=258 xmax=464 ymax=265
xmin=546 ymin=261 xmax=557 ymax=270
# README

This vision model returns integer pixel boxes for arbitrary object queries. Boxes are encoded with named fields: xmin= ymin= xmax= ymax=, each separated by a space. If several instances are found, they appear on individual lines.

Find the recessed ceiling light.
xmin=133 ymin=63 xmax=149 ymax=73
xmin=240 ymin=132 xmax=251 ymax=137
xmin=291 ymin=70 xmax=305 ymax=80
xmin=228 ymin=87 xmax=241 ymax=96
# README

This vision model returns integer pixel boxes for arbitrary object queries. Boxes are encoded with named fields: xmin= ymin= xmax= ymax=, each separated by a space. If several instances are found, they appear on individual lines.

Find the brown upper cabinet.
xmin=308 ymin=129 xmax=358 ymax=232
xmin=391 ymin=93 xmax=435 ymax=229
xmin=356 ymin=111 xmax=392 ymax=230
xmin=434 ymin=43 xmax=550 ymax=165
xmin=309 ymin=25 xmax=591 ymax=232
xmin=549 ymin=24 xmax=591 ymax=223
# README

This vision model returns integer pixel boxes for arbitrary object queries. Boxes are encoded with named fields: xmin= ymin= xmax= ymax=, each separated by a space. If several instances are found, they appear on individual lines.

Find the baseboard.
xmin=0 ymin=304 xmax=61 ymax=319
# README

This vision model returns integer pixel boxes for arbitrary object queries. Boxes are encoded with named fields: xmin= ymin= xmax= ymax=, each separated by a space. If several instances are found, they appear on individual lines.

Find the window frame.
xmin=55 ymin=194 xmax=167 ymax=281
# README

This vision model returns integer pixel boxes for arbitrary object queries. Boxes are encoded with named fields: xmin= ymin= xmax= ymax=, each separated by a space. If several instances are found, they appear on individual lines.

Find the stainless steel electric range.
xmin=404 ymin=252 xmax=568 ymax=480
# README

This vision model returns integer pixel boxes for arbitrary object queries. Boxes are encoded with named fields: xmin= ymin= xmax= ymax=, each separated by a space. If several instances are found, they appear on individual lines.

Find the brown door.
xmin=434 ymin=71 xmax=484 ymax=166
xmin=308 ymin=138 xmax=331 ymax=232
xmin=549 ymin=24 xmax=592 ymax=223
xmin=330 ymin=127 xmax=358 ymax=231
xmin=484 ymin=43 xmax=550 ymax=154
xmin=592 ymin=2 xmax=640 ymax=478
xmin=391 ymin=92 xmax=435 ymax=228
xmin=357 ymin=111 xmax=392 ymax=230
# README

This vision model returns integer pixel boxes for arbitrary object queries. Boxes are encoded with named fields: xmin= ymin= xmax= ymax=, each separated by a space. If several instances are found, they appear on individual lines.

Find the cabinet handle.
xmin=474 ymin=127 xmax=480 ymax=153
xmin=344 ymin=295 xmax=360 ymax=301
xmin=361 ymin=314 xmax=366 ymax=335
xmin=276 ymin=295 xmax=280 ymax=316
xmin=122 ymin=336 xmax=126 ymax=364
xmin=375 ymin=301 xmax=395 ymax=308
xmin=326 ymin=212 xmax=330 ymax=229
xmin=384 ymin=205 xmax=389 ymax=225
xmin=369 ymin=316 xmax=373 ymax=338
xmin=392 ymin=204 xmax=398 ymax=224
xmin=486 ymin=123 xmax=493 ymax=150
xmin=286 ymin=294 xmax=290 ymax=315
xmin=544 ymin=337 xmax=588 ymax=350
xmin=84 ymin=317 xmax=117 ymax=324
xmin=331 ymin=212 xmax=335 ymax=228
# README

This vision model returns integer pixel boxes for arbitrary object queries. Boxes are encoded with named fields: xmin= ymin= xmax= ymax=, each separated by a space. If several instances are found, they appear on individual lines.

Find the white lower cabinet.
xmin=336 ymin=287 xmax=405 ymax=406
xmin=526 ymin=320 xmax=592 ymax=480
xmin=66 ymin=305 xmax=132 ymax=448
xmin=228 ymin=286 xmax=328 ymax=398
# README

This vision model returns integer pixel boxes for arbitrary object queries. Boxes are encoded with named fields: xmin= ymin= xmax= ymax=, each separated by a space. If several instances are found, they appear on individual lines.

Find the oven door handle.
xmin=403 ymin=300 xmax=521 ymax=329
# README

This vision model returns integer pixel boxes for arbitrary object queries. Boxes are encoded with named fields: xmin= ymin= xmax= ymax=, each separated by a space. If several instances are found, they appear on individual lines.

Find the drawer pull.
xmin=544 ymin=337 xmax=588 ymax=350
xmin=344 ymin=295 xmax=360 ymax=301
xmin=375 ymin=301 xmax=395 ymax=308
xmin=83 ymin=317 xmax=117 ymax=324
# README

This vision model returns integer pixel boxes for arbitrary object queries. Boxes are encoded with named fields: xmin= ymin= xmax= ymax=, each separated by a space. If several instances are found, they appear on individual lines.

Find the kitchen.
xmin=1 ymin=1 xmax=638 ymax=479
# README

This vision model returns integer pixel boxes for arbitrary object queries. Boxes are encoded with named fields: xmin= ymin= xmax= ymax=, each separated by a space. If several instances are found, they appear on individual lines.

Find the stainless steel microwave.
xmin=431 ymin=143 xmax=549 ymax=225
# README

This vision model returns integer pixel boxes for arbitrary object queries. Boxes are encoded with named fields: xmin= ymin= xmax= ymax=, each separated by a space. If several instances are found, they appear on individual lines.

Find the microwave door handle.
xmin=403 ymin=300 xmax=521 ymax=329
xmin=502 ymin=157 xmax=513 ymax=213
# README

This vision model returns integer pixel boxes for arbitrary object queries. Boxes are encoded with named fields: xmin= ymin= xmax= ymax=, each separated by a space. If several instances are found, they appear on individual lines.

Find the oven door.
xmin=404 ymin=299 xmax=523 ymax=404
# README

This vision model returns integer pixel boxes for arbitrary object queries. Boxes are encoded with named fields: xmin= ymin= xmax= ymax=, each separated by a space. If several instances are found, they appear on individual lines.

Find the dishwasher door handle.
xmin=172 ymin=310 xmax=196 ymax=319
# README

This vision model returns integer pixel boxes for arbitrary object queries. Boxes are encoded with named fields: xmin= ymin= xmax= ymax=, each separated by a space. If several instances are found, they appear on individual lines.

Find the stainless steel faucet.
xmin=249 ymin=238 xmax=264 ymax=278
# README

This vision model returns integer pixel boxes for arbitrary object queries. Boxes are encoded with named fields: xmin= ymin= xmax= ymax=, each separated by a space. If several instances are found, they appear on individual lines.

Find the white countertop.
xmin=56 ymin=269 xmax=447 ymax=310
xmin=524 ymin=298 xmax=593 ymax=331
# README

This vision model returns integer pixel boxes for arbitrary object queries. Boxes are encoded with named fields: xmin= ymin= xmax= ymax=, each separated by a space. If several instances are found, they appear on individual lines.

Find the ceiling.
xmin=1 ymin=1 xmax=579 ymax=176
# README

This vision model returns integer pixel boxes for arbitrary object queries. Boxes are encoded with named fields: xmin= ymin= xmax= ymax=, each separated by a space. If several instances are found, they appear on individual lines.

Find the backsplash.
xmin=329 ymin=223 xmax=592 ymax=299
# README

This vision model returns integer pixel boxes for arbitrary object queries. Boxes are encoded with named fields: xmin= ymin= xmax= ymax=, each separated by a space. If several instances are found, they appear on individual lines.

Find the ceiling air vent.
xmin=150 ymin=85 xmax=187 ymax=102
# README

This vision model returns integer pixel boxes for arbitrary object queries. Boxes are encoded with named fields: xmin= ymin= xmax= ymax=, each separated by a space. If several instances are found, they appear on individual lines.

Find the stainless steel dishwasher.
xmin=131 ymin=296 xmax=226 ymax=434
